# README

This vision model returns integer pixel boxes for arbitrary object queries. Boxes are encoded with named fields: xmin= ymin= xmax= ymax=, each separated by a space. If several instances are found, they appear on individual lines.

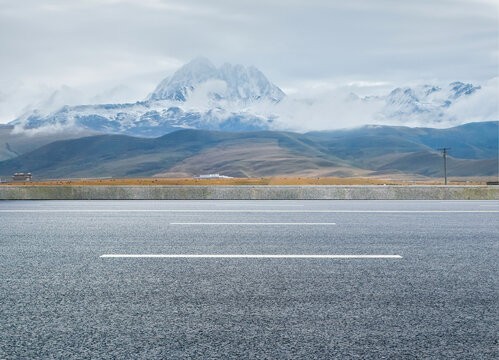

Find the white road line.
xmin=169 ymin=222 xmax=336 ymax=225
xmin=213 ymin=204 xmax=305 ymax=207
xmin=0 ymin=210 xmax=498 ymax=213
xmin=480 ymin=205 xmax=499 ymax=207
xmin=439 ymin=201 xmax=493 ymax=202
xmin=100 ymin=254 xmax=403 ymax=259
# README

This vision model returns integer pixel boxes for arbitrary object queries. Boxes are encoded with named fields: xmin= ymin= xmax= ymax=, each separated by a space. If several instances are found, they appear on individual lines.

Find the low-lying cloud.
xmin=246 ymin=78 xmax=499 ymax=131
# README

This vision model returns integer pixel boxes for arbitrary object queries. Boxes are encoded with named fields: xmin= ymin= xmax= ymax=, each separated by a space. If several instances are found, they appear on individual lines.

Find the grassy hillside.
xmin=307 ymin=121 xmax=498 ymax=159
xmin=374 ymin=151 xmax=498 ymax=177
xmin=0 ymin=125 xmax=98 ymax=161
xmin=0 ymin=122 xmax=497 ymax=179
xmin=0 ymin=130 xmax=351 ymax=178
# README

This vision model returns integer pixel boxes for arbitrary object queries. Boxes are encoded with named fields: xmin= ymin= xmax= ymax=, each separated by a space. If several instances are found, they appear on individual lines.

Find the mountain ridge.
xmin=1 ymin=121 xmax=496 ymax=179
xmin=8 ymin=58 xmax=490 ymax=137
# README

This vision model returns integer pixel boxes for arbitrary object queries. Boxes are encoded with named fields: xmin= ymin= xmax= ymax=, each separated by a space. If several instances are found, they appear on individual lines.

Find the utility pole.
xmin=438 ymin=148 xmax=451 ymax=185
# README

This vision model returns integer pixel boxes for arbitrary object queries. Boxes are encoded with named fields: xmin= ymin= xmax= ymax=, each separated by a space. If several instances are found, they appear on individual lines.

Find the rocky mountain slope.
xmin=149 ymin=57 xmax=285 ymax=102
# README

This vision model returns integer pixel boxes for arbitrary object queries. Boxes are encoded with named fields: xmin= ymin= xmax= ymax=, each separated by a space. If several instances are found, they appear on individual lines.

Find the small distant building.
xmin=12 ymin=172 xmax=32 ymax=182
xmin=195 ymin=173 xmax=233 ymax=179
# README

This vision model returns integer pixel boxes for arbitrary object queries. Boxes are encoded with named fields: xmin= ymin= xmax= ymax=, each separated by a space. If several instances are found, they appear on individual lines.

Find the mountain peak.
xmin=448 ymin=81 xmax=480 ymax=99
xmin=148 ymin=58 xmax=285 ymax=103
xmin=176 ymin=56 xmax=217 ymax=78
xmin=186 ymin=56 xmax=215 ymax=67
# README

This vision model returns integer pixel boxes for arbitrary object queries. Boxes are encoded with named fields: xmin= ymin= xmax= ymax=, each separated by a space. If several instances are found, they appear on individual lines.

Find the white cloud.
xmin=0 ymin=0 xmax=497 ymax=127
xmin=0 ymin=53 xmax=183 ymax=123
xmin=185 ymin=80 xmax=228 ymax=110
xmin=272 ymin=92 xmax=384 ymax=131
xmin=249 ymin=78 xmax=499 ymax=131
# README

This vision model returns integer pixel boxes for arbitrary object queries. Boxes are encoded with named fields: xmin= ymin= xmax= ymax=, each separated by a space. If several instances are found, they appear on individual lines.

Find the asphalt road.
xmin=1 ymin=200 xmax=498 ymax=359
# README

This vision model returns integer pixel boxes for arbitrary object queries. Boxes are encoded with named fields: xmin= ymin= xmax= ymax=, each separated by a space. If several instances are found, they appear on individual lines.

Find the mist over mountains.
xmin=8 ymin=58 xmax=497 ymax=137
xmin=2 ymin=58 xmax=496 ymax=180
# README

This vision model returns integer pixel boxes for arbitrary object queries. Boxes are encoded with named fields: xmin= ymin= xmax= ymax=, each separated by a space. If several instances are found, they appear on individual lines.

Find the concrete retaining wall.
xmin=0 ymin=185 xmax=498 ymax=200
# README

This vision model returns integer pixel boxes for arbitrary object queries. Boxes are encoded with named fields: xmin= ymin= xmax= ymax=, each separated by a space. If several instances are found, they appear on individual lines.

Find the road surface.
xmin=1 ymin=200 xmax=498 ymax=359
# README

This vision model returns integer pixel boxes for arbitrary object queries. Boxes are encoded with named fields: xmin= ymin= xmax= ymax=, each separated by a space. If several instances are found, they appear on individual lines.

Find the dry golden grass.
xmin=0 ymin=177 xmax=487 ymax=186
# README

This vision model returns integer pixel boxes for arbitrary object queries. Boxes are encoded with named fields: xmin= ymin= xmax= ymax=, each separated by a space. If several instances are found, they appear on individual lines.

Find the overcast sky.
xmin=0 ymin=0 xmax=497 ymax=123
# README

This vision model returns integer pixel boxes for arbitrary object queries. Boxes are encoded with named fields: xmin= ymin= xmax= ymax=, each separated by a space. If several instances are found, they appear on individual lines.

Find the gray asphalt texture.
xmin=0 ymin=200 xmax=498 ymax=359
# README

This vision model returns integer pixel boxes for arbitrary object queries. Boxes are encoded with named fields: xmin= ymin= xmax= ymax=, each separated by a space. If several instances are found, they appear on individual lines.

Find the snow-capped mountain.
xmin=16 ymin=103 xmax=276 ymax=136
xmin=364 ymin=82 xmax=482 ymax=123
xmin=11 ymin=58 xmax=285 ymax=136
xmin=9 ymin=56 xmax=488 ymax=135
xmin=149 ymin=57 xmax=285 ymax=103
